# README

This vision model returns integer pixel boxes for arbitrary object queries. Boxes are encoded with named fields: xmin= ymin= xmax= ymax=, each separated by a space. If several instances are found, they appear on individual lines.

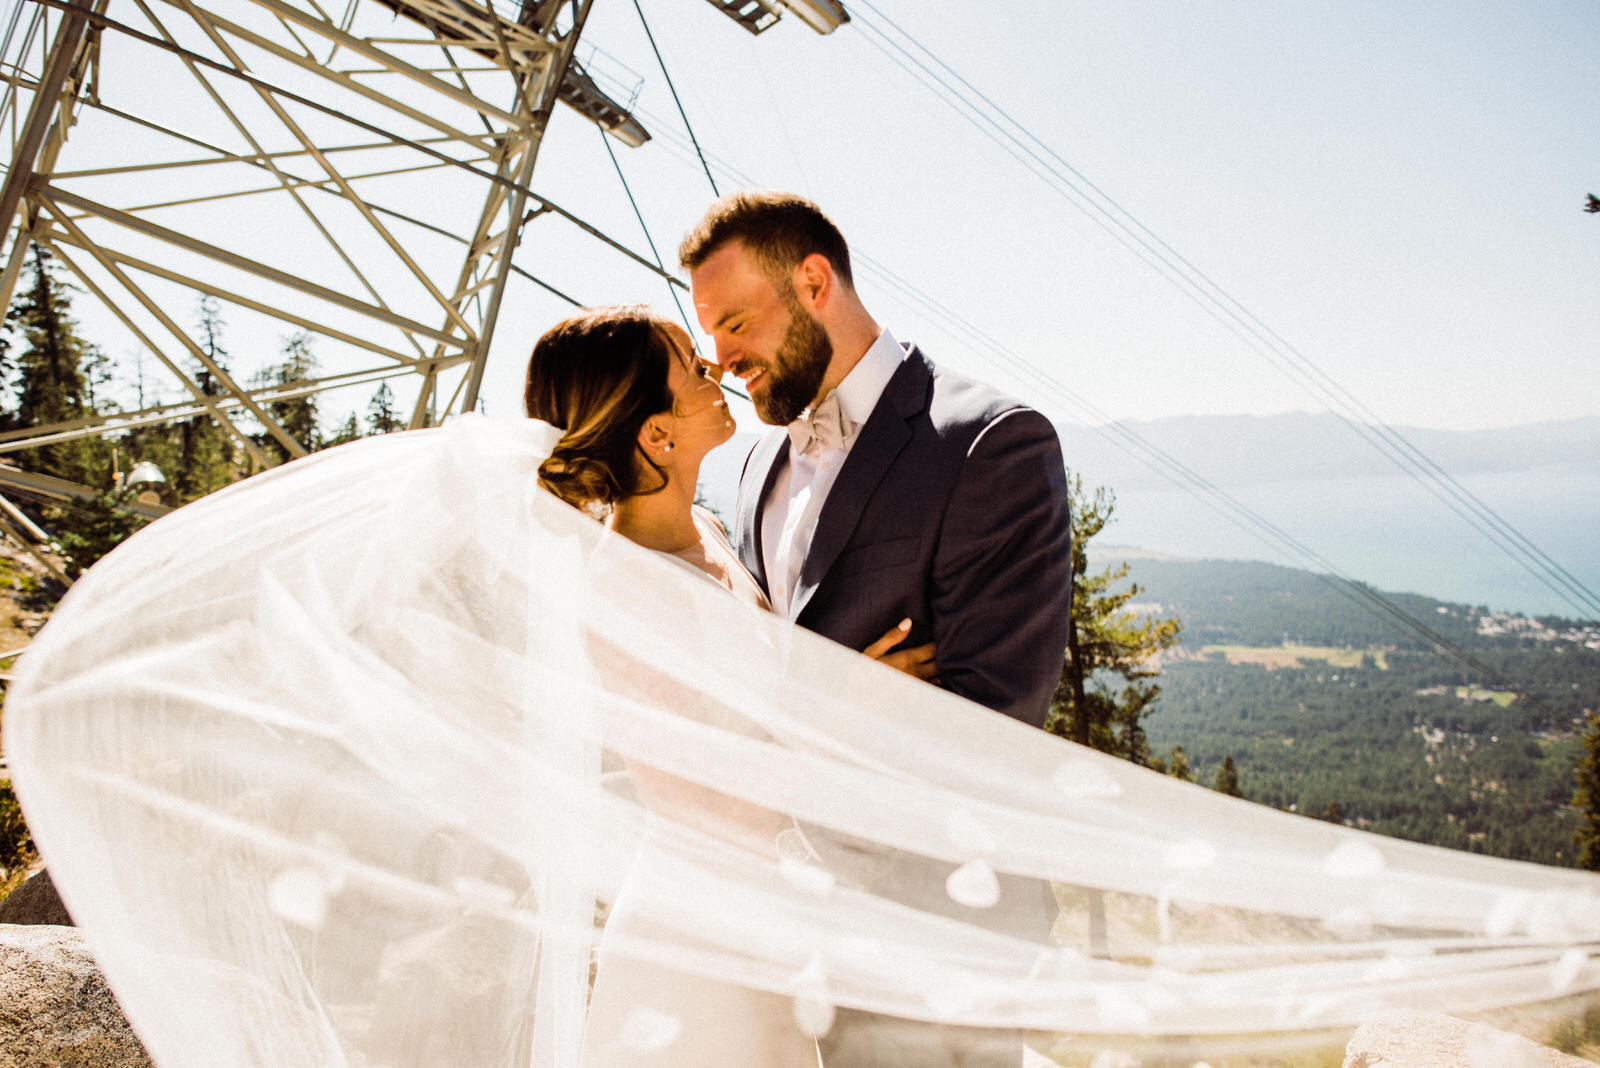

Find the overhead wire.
xmin=606 ymin=37 xmax=1571 ymax=703
xmin=27 ymin=0 xmax=1566 ymax=697
xmin=597 ymin=124 xmax=696 ymax=340
xmin=595 ymin=107 xmax=1564 ymax=645
xmin=834 ymin=7 xmax=1587 ymax=693
xmin=624 ymin=100 xmax=1538 ymax=686
xmin=630 ymin=0 xmax=719 ymax=196
xmin=846 ymin=0 xmax=1600 ymax=622
xmin=608 ymin=2 xmax=750 ymax=404
xmin=853 ymin=247 xmax=1533 ymax=702
xmin=846 ymin=2 xmax=1598 ymax=620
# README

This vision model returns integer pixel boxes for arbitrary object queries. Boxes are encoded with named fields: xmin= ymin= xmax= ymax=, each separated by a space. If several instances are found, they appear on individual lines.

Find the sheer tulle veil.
xmin=5 ymin=414 xmax=1598 ymax=1065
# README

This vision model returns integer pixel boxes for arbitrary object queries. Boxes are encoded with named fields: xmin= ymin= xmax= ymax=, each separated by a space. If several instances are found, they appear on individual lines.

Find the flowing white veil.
xmin=6 ymin=414 xmax=1599 ymax=1066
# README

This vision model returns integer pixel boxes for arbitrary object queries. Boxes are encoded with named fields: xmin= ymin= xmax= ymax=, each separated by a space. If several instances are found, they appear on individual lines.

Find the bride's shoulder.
xmin=690 ymin=504 xmax=731 ymax=540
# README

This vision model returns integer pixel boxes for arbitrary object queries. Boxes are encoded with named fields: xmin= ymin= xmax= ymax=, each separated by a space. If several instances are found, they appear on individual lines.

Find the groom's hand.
xmin=861 ymin=618 xmax=939 ymax=682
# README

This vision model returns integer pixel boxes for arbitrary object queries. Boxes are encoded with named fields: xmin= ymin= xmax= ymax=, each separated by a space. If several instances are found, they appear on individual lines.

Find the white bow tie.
xmin=787 ymin=391 xmax=851 ymax=456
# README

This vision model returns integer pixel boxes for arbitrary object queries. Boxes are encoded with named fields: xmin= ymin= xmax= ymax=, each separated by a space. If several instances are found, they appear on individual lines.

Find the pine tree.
xmin=326 ymin=412 xmax=361 ymax=447
xmin=0 ymin=245 xmax=148 ymax=575
xmin=0 ymin=244 xmax=110 ymax=484
xmin=54 ymin=495 xmax=149 ymax=578
xmin=1572 ymin=712 xmax=1600 ymax=871
xmin=1045 ymin=475 xmax=1182 ymax=763
xmin=1147 ymin=744 xmax=1196 ymax=781
xmin=1214 ymin=754 xmax=1243 ymax=797
xmin=173 ymin=295 xmax=239 ymax=501
xmin=254 ymin=330 xmax=321 ymax=464
xmin=366 ymin=382 xmax=401 ymax=435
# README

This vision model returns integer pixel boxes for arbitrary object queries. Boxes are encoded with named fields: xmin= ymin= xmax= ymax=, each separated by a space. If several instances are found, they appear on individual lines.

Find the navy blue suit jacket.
xmin=733 ymin=346 xmax=1072 ymax=727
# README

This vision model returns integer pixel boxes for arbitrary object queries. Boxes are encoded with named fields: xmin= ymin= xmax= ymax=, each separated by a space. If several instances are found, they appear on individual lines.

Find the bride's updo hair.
xmin=524 ymin=305 xmax=678 ymax=513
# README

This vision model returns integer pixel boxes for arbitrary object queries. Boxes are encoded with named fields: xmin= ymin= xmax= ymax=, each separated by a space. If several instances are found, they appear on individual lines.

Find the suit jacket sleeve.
xmin=929 ymin=408 xmax=1072 ymax=727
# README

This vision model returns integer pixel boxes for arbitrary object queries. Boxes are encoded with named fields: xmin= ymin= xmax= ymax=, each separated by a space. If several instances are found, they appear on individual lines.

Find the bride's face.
xmin=661 ymin=325 xmax=736 ymax=458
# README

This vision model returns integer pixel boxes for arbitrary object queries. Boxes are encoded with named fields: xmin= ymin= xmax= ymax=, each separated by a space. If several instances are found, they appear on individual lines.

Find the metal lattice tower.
xmin=0 ymin=0 xmax=846 ymax=550
xmin=0 ymin=0 xmax=646 ymax=476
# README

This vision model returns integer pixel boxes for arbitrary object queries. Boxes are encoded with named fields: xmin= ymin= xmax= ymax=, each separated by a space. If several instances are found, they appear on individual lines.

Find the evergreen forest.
xmin=1123 ymin=556 xmax=1599 ymax=867
xmin=0 ymin=246 xmax=409 ymax=577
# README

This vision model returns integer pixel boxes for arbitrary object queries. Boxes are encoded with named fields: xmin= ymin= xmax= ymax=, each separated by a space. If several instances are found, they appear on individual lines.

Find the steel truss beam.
xmin=0 ymin=358 xmax=422 ymax=452
xmin=0 ymin=0 xmax=608 ymax=486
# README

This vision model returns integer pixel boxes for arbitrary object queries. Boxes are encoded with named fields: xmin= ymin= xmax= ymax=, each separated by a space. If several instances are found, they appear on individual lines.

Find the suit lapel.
xmin=735 ymin=428 xmax=789 ymax=597
xmin=788 ymin=349 xmax=932 ymax=621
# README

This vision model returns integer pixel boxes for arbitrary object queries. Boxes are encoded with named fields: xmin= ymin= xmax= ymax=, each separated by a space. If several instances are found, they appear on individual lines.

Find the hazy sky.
xmin=14 ymin=0 xmax=1595 ymax=612
xmin=472 ymin=0 xmax=1600 ymax=433
xmin=39 ymin=0 xmax=1599 ymax=435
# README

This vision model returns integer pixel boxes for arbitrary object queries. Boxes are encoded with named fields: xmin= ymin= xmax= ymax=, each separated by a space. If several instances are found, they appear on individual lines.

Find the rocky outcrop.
xmin=0 ymin=867 xmax=72 ymax=927
xmin=0 ymin=924 xmax=151 ymax=1067
xmin=1344 ymin=1009 xmax=1591 ymax=1068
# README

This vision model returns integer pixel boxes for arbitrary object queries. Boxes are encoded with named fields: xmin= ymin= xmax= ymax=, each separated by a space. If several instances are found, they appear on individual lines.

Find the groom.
xmin=680 ymin=190 xmax=1071 ymax=726
xmin=681 ymin=191 xmax=1072 ymax=1064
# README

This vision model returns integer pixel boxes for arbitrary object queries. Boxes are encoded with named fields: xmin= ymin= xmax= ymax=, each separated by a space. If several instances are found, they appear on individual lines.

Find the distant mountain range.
xmin=1055 ymin=411 xmax=1600 ymax=491
xmin=1065 ymin=413 xmax=1597 ymax=619
xmin=702 ymin=411 xmax=1599 ymax=502
xmin=696 ymin=411 xmax=1599 ymax=619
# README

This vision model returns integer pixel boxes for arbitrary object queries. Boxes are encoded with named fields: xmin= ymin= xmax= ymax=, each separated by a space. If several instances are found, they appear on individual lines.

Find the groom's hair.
xmin=679 ymin=191 xmax=854 ymax=289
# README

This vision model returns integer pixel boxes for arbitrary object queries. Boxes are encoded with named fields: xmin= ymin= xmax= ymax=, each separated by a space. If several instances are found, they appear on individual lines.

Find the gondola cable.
xmin=598 ymin=123 xmax=698 ymax=341
xmin=630 ymin=0 xmax=719 ymax=197
xmin=847 ymin=1 xmax=1600 ymax=620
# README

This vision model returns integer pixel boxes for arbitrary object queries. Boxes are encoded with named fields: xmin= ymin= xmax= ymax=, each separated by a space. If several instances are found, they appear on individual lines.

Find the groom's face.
xmin=690 ymin=240 xmax=833 ymax=426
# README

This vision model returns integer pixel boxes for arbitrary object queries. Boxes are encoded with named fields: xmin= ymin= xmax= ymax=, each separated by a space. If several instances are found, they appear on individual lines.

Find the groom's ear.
xmin=792 ymin=253 xmax=833 ymax=312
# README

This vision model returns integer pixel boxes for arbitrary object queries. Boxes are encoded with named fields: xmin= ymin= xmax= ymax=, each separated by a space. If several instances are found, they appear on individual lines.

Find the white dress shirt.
xmin=762 ymin=328 xmax=906 ymax=618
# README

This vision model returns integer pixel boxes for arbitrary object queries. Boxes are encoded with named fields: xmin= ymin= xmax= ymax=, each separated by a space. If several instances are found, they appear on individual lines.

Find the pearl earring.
xmin=663 ymin=442 xmax=674 ymax=453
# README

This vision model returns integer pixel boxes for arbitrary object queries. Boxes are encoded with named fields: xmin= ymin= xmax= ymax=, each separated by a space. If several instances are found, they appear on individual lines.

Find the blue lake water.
xmin=701 ymin=435 xmax=1598 ymax=620
xmin=1102 ymin=462 xmax=1599 ymax=619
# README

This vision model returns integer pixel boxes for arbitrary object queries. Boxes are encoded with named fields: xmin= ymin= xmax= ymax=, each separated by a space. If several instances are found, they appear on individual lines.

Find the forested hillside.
xmin=1119 ymin=554 xmax=1599 ymax=866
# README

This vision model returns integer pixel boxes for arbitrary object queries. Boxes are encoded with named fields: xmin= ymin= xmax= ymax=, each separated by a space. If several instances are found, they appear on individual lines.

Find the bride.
xmin=523 ymin=305 xmax=936 ymax=1066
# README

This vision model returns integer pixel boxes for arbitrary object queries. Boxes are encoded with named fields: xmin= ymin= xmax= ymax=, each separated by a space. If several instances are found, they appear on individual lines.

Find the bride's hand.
xmin=861 ymin=618 xmax=938 ymax=682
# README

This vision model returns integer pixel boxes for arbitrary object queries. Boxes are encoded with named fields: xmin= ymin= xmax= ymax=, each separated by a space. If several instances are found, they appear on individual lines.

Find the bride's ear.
xmin=637 ymin=416 xmax=672 ymax=456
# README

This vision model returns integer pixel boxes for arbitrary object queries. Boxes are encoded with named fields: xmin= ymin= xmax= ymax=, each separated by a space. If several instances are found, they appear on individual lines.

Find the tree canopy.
xmin=1045 ymin=475 xmax=1183 ymax=765
xmin=1572 ymin=713 xmax=1600 ymax=870
xmin=0 ymin=245 xmax=109 ymax=486
xmin=0 ymin=245 xmax=405 ymax=576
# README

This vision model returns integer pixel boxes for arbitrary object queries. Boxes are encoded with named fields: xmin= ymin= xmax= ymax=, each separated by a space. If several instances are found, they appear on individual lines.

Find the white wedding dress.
xmin=5 ymin=415 xmax=1599 ymax=1068
xmin=583 ymin=507 xmax=818 ymax=1067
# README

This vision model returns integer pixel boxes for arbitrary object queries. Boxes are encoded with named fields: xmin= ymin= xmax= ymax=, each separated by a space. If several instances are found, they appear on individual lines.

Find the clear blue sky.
xmin=476 ymin=0 xmax=1600 ymax=433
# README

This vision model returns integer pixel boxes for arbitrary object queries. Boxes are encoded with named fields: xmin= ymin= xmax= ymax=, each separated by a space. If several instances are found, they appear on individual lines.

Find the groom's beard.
xmin=754 ymin=289 xmax=833 ymax=426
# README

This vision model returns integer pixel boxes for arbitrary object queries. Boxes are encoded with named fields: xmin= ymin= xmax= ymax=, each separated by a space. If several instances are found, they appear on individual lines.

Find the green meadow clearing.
xmin=1455 ymin=685 xmax=1518 ymax=707
xmin=1199 ymin=644 xmax=1388 ymax=670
